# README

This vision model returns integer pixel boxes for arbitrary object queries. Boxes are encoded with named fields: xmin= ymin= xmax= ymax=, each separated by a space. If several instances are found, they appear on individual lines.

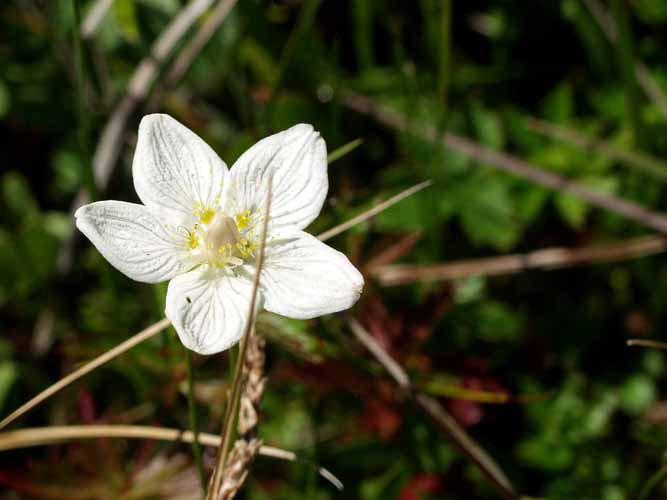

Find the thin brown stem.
xmin=208 ymin=177 xmax=273 ymax=498
xmin=348 ymin=318 xmax=519 ymax=500
xmin=627 ymin=339 xmax=667 ymax=350
xmin=317 ymin=180 xmax=432 ymax=242
xmin=0 ymin=318 xmax=171 ymax=431
xmin=0 ymin=425 xmax=342 ymax=490
xmin=372 ymin=235 xmax=667 ymax=286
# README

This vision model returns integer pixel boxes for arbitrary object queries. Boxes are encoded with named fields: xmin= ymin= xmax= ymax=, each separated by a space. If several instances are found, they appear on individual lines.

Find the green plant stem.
xmin=639 ymin=464 xmax=667 ymax=500
xmin=274 ymin=0 xmax=322 ymax=90
xmin=610 ymin=0 xmax=643 ymax=147
xmin=438 ymin=0 xmax=451 ymax=109
xmin=71 ymin=0 xmax=97 ymax=199
xmin=327 ymin=138 xmax=363 ymax=164
xmin=185 ymin=349 xmax=207 ymax=495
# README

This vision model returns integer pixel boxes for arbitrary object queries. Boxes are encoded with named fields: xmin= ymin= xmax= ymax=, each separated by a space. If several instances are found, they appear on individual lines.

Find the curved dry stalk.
xmin=348 ymin=318 xmax=519 ymax=500
xmin=208 ymin=177 xmax=273 ymax=498
xmin=342 ymin=91 xmax=667 ymax=234
xmin=81 ymin=0 xmax=116 ymax=39
xmin=0 ymin=425 xmax=342 ymax=490
xmin=0 ymin=318 xmax=171 ymax=431
xmin=627 ymin=339 xmax=667 ymax=350
xmin=372 ymin=235 xmax=667 ymax=286
xmin=317 ymin=180 xmax=432 ymax=242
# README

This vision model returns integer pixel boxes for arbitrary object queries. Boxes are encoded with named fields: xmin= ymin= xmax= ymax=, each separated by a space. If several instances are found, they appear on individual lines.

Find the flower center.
xmin=186 ymin=210 xmax=258 ymax=269
xmin=208 ymin=215 xmax=241 ymax=249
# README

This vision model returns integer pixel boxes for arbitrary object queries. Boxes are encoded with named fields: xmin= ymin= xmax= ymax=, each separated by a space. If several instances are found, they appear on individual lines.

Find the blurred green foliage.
xmin=3 ymin=0 xmax=667 ymax=499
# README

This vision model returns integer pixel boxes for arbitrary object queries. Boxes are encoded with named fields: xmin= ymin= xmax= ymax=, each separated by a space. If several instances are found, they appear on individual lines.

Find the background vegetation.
xmin=3 ymin=0 xmax=667 ymax=498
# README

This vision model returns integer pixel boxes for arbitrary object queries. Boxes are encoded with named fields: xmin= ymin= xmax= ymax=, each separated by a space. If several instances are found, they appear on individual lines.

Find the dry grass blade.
xmin=627 ymin=339 xmax=667 ymax=350
xmin=342 ymin=92 xmax=667 ymax=234
xmin=348 ymin=318 xmax=519 ymax=500
xmin=208 ymin=176 xmax=273 ymax=498
xmin=0 ymin=425 xmax=343 ymax=490
xmin=317 ymin=180 xmax=432 ymax=242
xmin=80 ymin=0 xmax=115 ymax=38
xmin=0 ymin=318 xmax=171 ymax=431
xmin=327 ymin=138 xmax=364 ymax=164
xmin=373 ymin=235 xmax=667 ymax=286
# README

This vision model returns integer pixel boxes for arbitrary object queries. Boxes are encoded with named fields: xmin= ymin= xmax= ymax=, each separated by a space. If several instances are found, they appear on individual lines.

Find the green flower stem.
xmin=71 ymin=0 xmax=97 ymax=199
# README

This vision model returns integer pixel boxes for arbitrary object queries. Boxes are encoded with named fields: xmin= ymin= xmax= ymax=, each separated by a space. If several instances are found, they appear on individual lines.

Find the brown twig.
xmin=372 ymin=235 xmax=667 ymax=286
xmin=341 ymin=92 xmax=667 ymax=234
xmin=0 ymin=425 xmax=342 ymax=489
xmin=348 ymin=318 xmax=519 ymax=500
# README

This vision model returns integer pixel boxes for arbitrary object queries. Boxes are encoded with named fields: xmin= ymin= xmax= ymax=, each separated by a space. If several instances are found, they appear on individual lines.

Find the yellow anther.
xmin=187 ymin=232 xmax=199 ymax=249
xmin=235 ymin=210 xmax=252 ymax=230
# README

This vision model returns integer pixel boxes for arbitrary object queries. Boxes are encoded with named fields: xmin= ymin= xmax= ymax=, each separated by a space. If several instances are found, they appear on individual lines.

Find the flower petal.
xmin=226 ymin=124 xmax=327 ymax=232
xmin=75 ymin=200 xmax=191 ymax=283
xmin=166 ymin=268 xmax=259 ymax=355
xmin=261 ymin=231 xmax=364 ymax=319
xmin=133 ymin=114 xmax=228 ymax=223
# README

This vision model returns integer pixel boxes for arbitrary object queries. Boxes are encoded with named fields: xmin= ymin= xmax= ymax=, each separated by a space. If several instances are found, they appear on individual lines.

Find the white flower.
xmin=75 ymin=114 xmax=364 ymax=354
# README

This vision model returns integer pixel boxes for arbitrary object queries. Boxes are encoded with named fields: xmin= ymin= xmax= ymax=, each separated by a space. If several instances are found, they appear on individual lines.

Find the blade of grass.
xmin=185 ymin=349 xmax=206 ymax=494
xmin=327 ymin=138 xmax=363 ymax=164
xmin=438 ymin=0 xmax=451 ymax=107
xmin=0 ymin=318 xmax=171 ymax=430
xmin=71 ymin=0 xmax=96 ymax=200
xmin=207 ymin=176 xmax=273 ymax=498
xmin=638 ymin=464 xmax=667 ymax=500
xmin=610 ymin=0 xmax=643 ymax=145
xmin=317 ymin=180 xmax=432 ymax=242
xmin=583 ymin=0 xmax=667 ymax=119
xmin=0 ymin=425 xmax=342 ymax=490
xmin=273 ymin=0 xmax=322 ymax=93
